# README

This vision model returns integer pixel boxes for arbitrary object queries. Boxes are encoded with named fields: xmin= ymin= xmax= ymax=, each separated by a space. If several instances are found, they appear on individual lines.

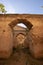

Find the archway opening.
xmin=9 ymin=19 xmax=33 ymax=48
xmin=17 ymin=23 xmax=27 ymax=28
xmin=13 ymin=23 xmax=28 ymax=45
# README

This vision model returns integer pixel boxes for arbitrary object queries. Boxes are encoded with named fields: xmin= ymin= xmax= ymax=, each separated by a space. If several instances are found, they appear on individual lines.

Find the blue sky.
xmin=0 ymin=0 xmax=43 ymax=14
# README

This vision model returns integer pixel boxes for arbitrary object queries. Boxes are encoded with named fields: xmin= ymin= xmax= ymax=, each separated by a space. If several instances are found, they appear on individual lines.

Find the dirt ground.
xmin=0 ymin=48 xmax=43 ymax=65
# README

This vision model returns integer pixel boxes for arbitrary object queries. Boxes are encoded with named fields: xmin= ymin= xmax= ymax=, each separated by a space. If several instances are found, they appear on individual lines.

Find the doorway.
xmin=9 ymin=19 xmax=33 ymax=48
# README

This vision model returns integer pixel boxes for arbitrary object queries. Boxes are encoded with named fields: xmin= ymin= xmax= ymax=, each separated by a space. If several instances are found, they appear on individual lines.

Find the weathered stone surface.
xmin=28 ymin=26 xmax=43 ymax=59
xmin=0 ymin=14 xmax=43 ymax=60
xmin=0 ymin=22 xmax=13 ymax=58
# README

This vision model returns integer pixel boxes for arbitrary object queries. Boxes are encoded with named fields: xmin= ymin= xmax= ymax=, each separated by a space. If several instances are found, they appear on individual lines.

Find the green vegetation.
xmin=0 ymin=3 xmax=7 ymax=14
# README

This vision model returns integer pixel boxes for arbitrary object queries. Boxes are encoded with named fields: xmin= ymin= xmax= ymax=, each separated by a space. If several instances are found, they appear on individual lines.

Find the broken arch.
xmin=9 ymin=19 xmax=33 ymax=47
xmin=9 ymin=19 xmax=33 ymax=30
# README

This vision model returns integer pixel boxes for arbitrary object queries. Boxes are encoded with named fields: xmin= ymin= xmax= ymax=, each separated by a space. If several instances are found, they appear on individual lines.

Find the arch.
xmin=16 ymin=33 xmax=26 ymax=37
xmin=9 ymin=19 xmax=33 ymax=30
xmin=16 ymin=33 xmax=26 ymax=44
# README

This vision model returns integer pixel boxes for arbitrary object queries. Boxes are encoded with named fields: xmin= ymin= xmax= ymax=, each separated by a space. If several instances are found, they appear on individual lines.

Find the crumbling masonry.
xmin=0 ymin=14 xmax=43 ymax=59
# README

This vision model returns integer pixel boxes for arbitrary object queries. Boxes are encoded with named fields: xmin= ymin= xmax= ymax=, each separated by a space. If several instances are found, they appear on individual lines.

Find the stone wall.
xmin=0 ymin=14 xmax=43 ymax=59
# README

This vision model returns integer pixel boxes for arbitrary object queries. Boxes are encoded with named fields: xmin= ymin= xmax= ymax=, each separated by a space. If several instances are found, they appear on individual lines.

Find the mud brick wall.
xmin=0 ymin=14 xmax=43 ymax=59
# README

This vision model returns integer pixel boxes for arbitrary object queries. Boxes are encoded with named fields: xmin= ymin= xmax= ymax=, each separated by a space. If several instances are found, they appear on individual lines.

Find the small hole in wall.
xmin=3 ymin=30 xmax=5 ymax=32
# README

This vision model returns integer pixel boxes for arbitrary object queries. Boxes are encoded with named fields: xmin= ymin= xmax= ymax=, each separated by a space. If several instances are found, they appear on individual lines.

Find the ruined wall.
xmin=0 ymin=14 xmax=43 ymax=59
